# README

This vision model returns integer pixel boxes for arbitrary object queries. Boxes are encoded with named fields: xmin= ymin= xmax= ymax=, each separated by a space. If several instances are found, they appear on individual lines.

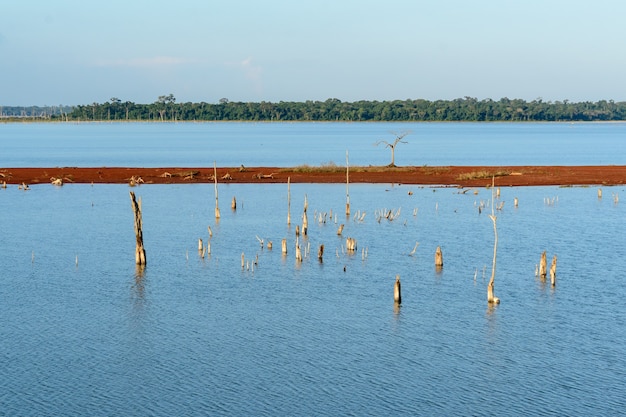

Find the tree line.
xmin=6 ymin=96 xmax=626 ymax=122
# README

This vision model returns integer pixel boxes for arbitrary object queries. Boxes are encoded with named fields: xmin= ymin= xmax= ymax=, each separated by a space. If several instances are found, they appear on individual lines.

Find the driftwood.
xmin=254 ymin=173 xmax=277 ymax=179
xmin=129 ymin=191 xmax=146 ymax=265
xmin=129 ymin=175 xmax=144 ymax=186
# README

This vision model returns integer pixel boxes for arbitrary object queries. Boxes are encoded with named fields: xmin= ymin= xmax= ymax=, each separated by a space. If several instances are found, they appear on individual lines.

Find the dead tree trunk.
xmin=346 ymin=150 xmax=350 ymax=216
xmin=488 ymin=177 xmax=500 ymax=304
xmin=214 ymin=162 xmax=220 ymax=219
xmin=539 ymin=250 xmax=547 ymax=279
xmin=129 ymin=191 xmax=146 ymax=265
xmin=550 ymin=255 xmax=557 ymax=286
xmin=302 ymin=194 xmax=308 ymax=236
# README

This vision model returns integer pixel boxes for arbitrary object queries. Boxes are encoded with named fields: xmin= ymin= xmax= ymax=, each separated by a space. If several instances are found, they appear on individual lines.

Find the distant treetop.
xmin=3 ymin=97 xmax=626 ymax=122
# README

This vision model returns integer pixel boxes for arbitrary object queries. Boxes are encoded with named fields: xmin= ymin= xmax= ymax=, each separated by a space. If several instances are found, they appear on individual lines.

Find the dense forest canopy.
xmin=3 ymin=97 xmax=626 ymax=122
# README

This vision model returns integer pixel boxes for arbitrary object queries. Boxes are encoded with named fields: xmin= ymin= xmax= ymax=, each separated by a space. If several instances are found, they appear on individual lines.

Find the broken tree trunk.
xmin=129 ymin=191 xmax=146 ymax=265
xmin=550 ymin=255 xmax=557 ymax=286
xmin=302 ymin=194 xmax=308 ymax=235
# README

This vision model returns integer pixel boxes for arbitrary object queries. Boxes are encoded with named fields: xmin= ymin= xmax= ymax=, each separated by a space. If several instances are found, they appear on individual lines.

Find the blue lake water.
xmin=1 ymin=121 xmax=626 ymax=167
xmin=1 ymin=123 xmax=626 ymax=415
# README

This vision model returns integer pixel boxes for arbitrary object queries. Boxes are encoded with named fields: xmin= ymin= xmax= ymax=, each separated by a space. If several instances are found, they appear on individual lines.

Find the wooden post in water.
xmin=539 ymin=250 xmax=547 ymax=279
xmin=435 ymin=246 xmax=443 ymax=269
xmin=598 ymin=188 xmax=602 ymax=199
xmin=214 ymin=162 xmax=220 ymax=219
xmin=550 ymin=255 xmax=557 ymax=286
xmin=394 ymin=275 xmax=402 ymax=304
xmin=231 ymin=196 xmax=237 ymax=210
xmin=318 ymin=244 xmax=324 ymax=262
xmin=129 ymin=191 xmax=146 ymax=266
xmin=337 ymin=224 xmax=344 ymax=235
xmin=346 ymin=237 xmax=357 ymax=252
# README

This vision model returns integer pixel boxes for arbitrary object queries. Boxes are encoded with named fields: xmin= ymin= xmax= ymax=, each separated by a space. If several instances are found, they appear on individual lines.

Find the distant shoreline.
xmin=2 ymin=166 xmax=625 ymax=187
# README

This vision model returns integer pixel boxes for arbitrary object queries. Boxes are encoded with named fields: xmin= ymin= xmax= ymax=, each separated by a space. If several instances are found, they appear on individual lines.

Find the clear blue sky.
xmin=2 ymin=0 xmax=625 ymax=106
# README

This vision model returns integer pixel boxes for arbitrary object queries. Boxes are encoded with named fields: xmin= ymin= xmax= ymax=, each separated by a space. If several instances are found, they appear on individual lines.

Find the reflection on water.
xmin=1 ymin=182 xmax=625 ymax=415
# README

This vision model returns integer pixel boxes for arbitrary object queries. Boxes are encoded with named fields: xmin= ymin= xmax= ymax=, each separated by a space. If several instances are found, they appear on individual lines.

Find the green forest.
xmin=4 ymin=96 xmax=626 ymax=122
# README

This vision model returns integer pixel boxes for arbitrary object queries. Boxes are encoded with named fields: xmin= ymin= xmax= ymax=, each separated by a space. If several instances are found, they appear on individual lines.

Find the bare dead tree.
xmin=375 ymin=131 xmax=410 ymax=167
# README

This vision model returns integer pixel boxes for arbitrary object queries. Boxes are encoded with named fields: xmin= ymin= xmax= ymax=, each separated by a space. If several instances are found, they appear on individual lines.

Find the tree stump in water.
xmin=539 ymin=251 xmax=547 ymax=279
xmin=435 ymin=246 xmax=443 ymax=268
xmin=550 ymin=255 xmax=557 ymax=286
xmin=129 ymin=191 xmax=146 ymax=266
xmin=394 ymin=275 xmax=402 ymax=304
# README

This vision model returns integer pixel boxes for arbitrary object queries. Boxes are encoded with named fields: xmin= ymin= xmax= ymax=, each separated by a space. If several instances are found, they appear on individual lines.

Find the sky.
xmin=1 ymin=0 xmax=626 ymax=106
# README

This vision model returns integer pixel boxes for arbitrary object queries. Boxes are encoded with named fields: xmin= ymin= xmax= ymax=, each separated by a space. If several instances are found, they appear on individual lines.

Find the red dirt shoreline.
xmin=1 ymin=166 xmax=625 ymax=187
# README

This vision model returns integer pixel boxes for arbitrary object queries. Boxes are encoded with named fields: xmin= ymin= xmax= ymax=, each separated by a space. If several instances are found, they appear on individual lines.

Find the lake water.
xmin=1 ymin=123 xmax=626 ymax=415
xmin=1 ymin=121 xmax=626 ymax=167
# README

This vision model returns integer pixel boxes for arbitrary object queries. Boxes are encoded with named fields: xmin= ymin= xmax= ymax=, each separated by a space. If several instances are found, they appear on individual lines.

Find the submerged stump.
xmin=539 ymin=250 xmax=548 ymax=279
xmin=394 ymin=275 xmax=402 ymax=304
xmin=435 ymin=246 xmax=444 ymax=268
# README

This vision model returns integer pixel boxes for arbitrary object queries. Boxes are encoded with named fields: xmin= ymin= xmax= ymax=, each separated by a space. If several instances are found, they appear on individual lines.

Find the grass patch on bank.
xmin=281 ymin=163 xmax=417 ymax=173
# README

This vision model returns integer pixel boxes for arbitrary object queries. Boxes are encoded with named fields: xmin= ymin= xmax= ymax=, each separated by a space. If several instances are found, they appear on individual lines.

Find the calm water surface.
xmin=1 ymin=121 xmax=626 ymax=167
xmin=1 ymin=181 xmax=625 ymax=415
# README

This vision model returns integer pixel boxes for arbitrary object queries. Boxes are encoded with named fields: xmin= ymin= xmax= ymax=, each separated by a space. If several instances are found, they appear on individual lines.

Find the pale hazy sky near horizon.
xmin=1 ymin=0 xmax=625 ymax=106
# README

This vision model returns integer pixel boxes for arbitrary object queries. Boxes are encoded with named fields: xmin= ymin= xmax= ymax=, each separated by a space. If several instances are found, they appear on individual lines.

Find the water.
xmin=1 ymin=180 xmax=625 ymax=415
xmin=2 ymin=122 xmax=626 ymax=415
xmin=2 ymin=121 xmax=626 ymax=167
